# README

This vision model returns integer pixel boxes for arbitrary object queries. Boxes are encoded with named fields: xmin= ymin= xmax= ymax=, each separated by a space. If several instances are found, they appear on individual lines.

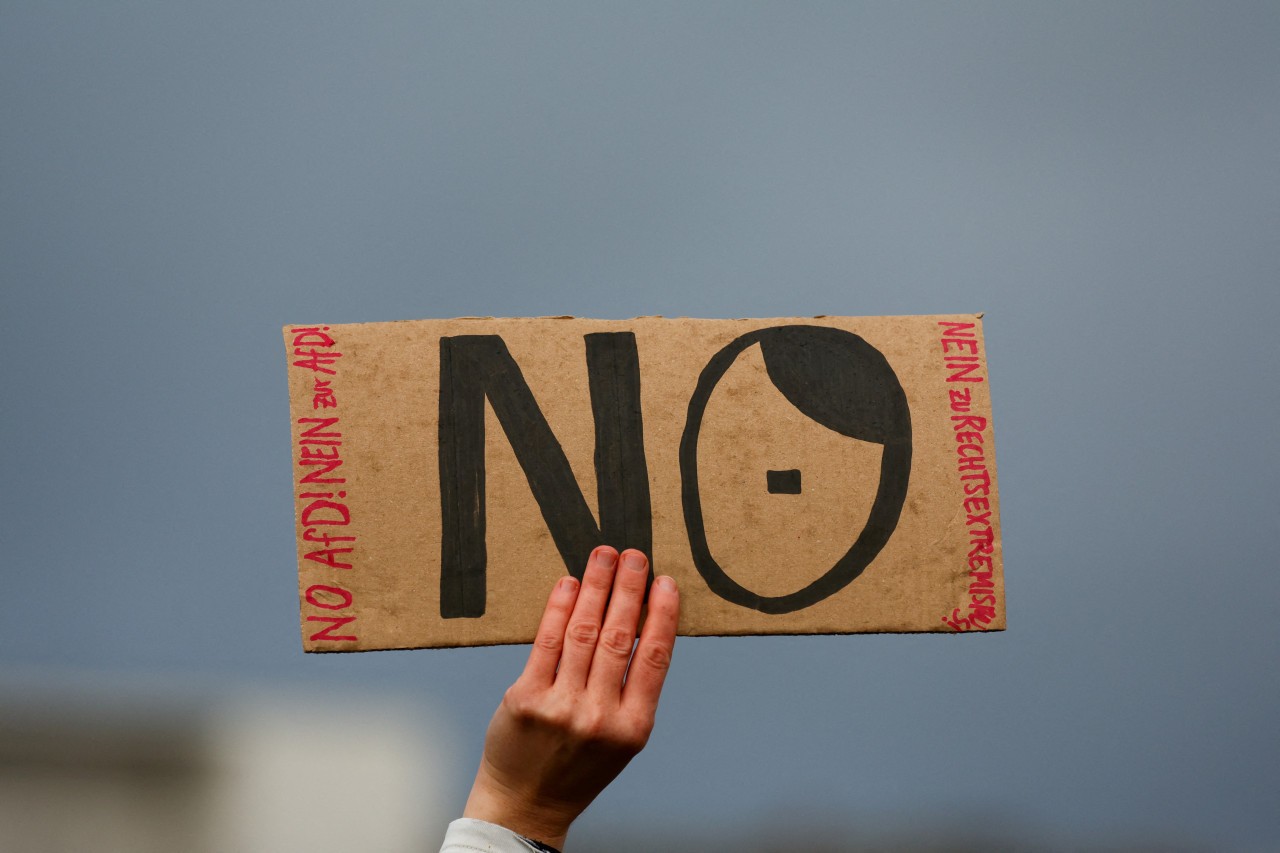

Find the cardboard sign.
xmin=284 ymin=315 xmax=1004 ymax=651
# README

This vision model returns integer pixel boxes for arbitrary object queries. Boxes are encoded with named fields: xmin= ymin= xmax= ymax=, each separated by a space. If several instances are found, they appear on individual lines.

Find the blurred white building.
xmin=0 ymin=672 xmax=457 ymax=853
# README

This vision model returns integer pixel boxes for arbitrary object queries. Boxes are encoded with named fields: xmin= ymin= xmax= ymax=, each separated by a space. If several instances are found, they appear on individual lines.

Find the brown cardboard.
xmin=284 ymin=315 xmax=1003 ymax=651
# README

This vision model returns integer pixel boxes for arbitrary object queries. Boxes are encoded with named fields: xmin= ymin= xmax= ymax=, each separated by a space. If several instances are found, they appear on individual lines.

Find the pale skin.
xmin=463 ymin=546 xmax=680 ymax=850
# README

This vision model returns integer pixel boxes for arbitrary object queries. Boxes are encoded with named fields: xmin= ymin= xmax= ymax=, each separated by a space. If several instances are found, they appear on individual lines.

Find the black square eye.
xmin=767 ymin=469 xmax=802 ymax=494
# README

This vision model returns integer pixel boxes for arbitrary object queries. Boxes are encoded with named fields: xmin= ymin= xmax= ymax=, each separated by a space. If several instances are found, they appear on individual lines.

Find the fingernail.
xmin=597 ymin=547 xmax=618 ymax=569
xmin=656 ymin=575 xmax=676 ymax=592
xmin=557 ymin=576 xmax=578 ymax=592
xmin=623 ymin=551 xmax=647 ymax=572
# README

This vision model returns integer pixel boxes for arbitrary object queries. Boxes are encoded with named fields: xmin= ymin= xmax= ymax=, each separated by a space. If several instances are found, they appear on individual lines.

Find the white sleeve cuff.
xmin=439 ymin=818 xmax=555 ymax=853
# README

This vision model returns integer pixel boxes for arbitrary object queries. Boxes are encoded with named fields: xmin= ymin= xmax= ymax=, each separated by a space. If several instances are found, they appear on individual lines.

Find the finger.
xmin=521 ymin=574 xmax=580 ymax=688
xmin=555 ymin=545 xmax=619 ymax=688
xmin=587 ymin=549 xmax=651 ymax=700
xmin=621 ymin=575 xmax=679 ymax=712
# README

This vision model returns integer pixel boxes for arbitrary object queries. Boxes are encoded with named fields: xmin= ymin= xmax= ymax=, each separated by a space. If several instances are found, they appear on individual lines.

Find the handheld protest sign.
xmin=284 ymin=315 xmax=1003 ymax=651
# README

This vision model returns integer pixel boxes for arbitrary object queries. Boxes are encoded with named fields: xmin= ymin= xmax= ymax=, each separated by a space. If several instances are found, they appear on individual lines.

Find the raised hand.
xmin=462 ymin=546 xmax=680 ymax=849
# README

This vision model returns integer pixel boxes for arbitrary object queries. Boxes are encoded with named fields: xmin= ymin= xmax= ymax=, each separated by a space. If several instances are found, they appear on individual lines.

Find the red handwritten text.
xmin=937 ymin=322 xmax=998 ymax=632
xmin=290 ymin=326 xmax=357 ymax=644
xmin=312 ymin=378 xmax=337 ymax=409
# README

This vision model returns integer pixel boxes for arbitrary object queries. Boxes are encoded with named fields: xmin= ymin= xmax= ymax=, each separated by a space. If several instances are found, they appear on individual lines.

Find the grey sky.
xmin=3 ymin=2 xmax=1278 ymax=849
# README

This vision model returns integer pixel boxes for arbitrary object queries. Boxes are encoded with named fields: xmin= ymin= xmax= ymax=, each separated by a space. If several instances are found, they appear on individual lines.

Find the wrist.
xmin=463 ymin=765 xmax=573 ymax=850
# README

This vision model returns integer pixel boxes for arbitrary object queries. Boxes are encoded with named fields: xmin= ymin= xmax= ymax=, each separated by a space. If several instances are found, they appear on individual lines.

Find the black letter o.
xmin=679 ymin=326 xmax=912 ymax=613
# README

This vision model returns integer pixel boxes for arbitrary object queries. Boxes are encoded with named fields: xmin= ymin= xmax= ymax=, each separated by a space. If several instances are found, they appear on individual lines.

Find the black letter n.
xmin=438 ymin=333 xmax=652 ymax=617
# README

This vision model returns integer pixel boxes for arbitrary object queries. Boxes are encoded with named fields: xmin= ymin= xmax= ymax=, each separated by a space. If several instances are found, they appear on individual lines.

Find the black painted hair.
xmin=757 ymin=324 xmax=911 ymax=446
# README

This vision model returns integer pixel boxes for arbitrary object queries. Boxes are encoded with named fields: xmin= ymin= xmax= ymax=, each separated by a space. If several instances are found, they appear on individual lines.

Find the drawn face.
xmin=694 ymin=342 xmax=884 ymax=598
xmin=680 ymin=326 xmax=911 ymax=614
